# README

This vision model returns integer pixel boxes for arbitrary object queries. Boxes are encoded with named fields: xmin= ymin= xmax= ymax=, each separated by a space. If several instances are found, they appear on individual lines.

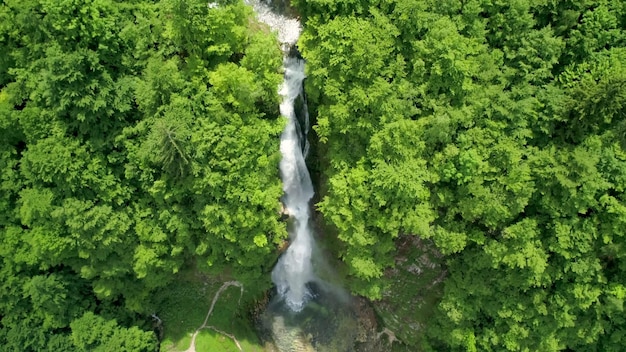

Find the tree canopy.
xmin=0 ymin=0 xmax=285 ymax=349
xmin=295 ymin=0 xmax=626 ymax=350
xmin=3 ymin=0 xmax=626 ymax=350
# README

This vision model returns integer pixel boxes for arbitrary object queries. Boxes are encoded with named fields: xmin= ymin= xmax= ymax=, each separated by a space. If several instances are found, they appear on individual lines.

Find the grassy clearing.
xmin=152 ymin=269 xmax=266 ymax=352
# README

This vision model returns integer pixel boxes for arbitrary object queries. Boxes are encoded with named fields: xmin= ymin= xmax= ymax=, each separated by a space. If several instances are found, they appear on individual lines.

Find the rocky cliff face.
xmin=309 ymin=189 xmax=446 ymax=351
xmin=373 ymin=235 xmax=446 ymax=350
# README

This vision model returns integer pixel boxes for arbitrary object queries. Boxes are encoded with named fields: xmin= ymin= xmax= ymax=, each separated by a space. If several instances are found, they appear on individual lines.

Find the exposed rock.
xmin=377 ymin=327 xmax=398 ymax=346
xmin=372 ymin=235 xmax=446 ymax=350
xmin=258 ymin=280 xmax=360 ymax=351
xmin=279 ymin=202 xmax=290 ymax=221
xmin=270 ymin=315 xmax=316 ymax=352
xmin=354 ymin=297 xmax=377 ymax=343
xmin=352 ymin=297 xmax=386 ymax=352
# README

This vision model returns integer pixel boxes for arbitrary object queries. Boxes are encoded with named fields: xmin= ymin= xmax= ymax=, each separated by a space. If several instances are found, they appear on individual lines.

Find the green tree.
xmin=1 ymin=0 xmax=286 ymax=349
xmin=296 ymin=0 xmax=626 ymax=350
xmin=70 ymin=312 xmax=156 ymax=352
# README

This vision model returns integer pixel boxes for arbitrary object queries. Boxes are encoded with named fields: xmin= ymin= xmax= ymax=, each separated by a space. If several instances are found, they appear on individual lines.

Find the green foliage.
xmin=1 ymin=0 xmax=285 ymax=349
xmin=298 ymin=0 xmax=626 ymax=350
xmin=142 ymin=112 xmax=193 ymax=177
xmin=209 ymin=63 xmax=264 ymax=113
xmin=163 ymin=0 xmax=250 ymax=65
xmin=70 ymin=312 xmax=156 ymax=352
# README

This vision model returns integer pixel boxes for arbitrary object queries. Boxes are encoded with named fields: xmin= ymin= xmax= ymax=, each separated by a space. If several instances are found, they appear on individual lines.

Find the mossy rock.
xmin=373 ymin=236 xmax=446 ymax=350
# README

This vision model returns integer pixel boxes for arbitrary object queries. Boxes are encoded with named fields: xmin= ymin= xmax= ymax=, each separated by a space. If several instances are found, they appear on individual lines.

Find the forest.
xmin=0 ymin=0 xmax=286 ymax=350
xmin=1 ymin=0 xmax=626 ymax=351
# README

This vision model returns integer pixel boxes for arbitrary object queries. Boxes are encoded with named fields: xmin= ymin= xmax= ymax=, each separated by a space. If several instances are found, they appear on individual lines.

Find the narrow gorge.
xmin=249 ymin=1 xmax=360 ymax=350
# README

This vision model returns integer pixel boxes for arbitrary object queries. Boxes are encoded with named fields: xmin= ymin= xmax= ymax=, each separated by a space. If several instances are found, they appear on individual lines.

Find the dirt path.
xmin=184 ymin=281 xmax=244 ymax=352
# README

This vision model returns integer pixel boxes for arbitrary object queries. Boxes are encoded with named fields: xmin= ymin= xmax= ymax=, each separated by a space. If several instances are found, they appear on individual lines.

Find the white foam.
xmin=247 ymin=2 xmax=316 ymax=311
xmin=246 ymin=0 xmax=301 ymax=45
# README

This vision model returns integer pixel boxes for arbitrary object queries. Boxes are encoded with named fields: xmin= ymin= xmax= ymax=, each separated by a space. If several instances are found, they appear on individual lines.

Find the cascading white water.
xmin=246 ymin=0 xmax=301 ymax=47
xmin=247 ymin=0 xmax=317 ymax=312
xmin=272 ymin=57 xmax=315 ymax=312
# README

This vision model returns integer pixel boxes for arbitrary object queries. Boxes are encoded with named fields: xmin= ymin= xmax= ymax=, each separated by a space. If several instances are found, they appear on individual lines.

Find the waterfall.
xmin=247 ymin=0 xmax=316 ymax=312
xmin=249 ymin=4 xmax=359 ymax=350
xmin=272 ymin=57 xmax=315 ymax=312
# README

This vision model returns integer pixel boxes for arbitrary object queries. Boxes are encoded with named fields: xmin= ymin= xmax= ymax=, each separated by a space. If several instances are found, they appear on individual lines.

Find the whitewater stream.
xmin=248 ymin=0 xmax=314 ymax=313
xmin=248 ymin=1 xmax=359 ymax=351
xmin=272 ymin=55 xmax=315 ymax=312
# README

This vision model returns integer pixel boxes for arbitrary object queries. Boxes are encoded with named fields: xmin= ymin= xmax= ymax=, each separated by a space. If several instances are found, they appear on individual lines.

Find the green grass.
xmin=153 ymin=269 xmax=266 ymax=352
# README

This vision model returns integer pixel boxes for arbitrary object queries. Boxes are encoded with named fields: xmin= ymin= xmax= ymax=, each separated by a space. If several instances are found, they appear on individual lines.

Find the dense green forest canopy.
xmin=0 ymin=0 xmax=285 ymax=350
xmin=2 ymin=0 xmax=626 ymax=351
xmin=294 ymin=0 xmax=626 ymax=350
